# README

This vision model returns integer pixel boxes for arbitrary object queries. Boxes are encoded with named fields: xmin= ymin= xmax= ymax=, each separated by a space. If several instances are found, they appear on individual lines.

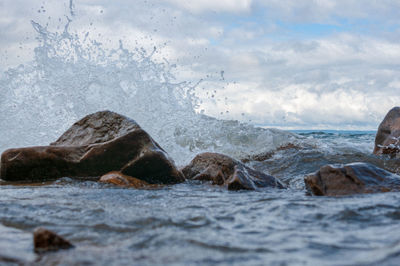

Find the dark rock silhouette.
xmin=304 ymin=162 xmax=400 ymax=196
xmin=0 ymin=111 xmax=184 ymax=184
xmin=374 ymin=107 xmax=400 ymax=156
xmin=182 ymin=152 xmax=284 ymax=190
xmin=33 ymin=228 xmax=73 ymax=253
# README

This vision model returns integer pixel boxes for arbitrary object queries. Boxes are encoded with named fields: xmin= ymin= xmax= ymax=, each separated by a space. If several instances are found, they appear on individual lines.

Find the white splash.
xmin=0 ymin=8 xmax=297 ymax=166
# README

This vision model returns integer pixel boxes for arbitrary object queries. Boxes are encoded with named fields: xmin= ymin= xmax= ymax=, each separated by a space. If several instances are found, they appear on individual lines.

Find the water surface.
xmin=2 ymin=132 xmax=400 ymax=265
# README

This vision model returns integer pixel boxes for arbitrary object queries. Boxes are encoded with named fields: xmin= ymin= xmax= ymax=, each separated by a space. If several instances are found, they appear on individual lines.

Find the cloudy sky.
xmin=1 ymin=0 xmax=400 ymax=130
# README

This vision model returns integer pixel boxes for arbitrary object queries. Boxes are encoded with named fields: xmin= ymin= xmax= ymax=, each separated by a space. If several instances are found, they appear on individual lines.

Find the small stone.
xmin=33 ymin=228 xmax=73 ymax=253
xmin=99 ymin=171 xmax=150 ymax=188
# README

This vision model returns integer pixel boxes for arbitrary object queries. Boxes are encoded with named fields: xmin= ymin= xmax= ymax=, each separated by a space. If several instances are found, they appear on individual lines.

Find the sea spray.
xmin=0 ymin=5 xmax=297 ymax=166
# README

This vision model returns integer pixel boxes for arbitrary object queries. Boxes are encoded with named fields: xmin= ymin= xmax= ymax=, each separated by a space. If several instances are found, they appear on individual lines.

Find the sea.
xmin=1 ymin=6 xmax=400 ymax=266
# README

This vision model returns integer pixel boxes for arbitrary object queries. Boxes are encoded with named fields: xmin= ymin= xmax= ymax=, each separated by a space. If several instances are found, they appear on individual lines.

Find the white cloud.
xmin=255 ymin=0 xmax=400 ymax=23
xmin=165 ymin=0 xmax=253 ymax=13
xmin=1 ymin=0 xmax=400 ymax=130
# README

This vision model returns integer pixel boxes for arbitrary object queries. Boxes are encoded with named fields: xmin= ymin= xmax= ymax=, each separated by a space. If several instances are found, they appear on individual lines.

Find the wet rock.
xmin=0 ymin=111 xmax=184 ymax=184
xmin=241 ymin=143 xmax=300 ymax=163
xmin=33 ymin=228 xmax=73 ymax=253
xmin=99 ymin=171 xmax=150 ymax=188
xmin=304 ymin=162 xmax=400 ymax=196
xmin=374 ymin=107 xmax=400 ymax=156
xmin=182 ymin=152 xmax=284 ymax=190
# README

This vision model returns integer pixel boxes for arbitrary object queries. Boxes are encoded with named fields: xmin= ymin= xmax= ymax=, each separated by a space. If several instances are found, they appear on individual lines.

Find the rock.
xmin=182 ymin=152 xmax=284 ymax=190
xmin=241 ymin=143 xmax=300 ymax=163
xmin=99 ymin=171 xmax=150 ymax=188
xmin=304 ymin=162 xmax=400 ymax=196
xmin=374 ymin=107 xmax=400 ymax=156
xmin=0 ymin=111 xmax=184 ymax=184
xmin=33 ymin=228 xmax=73 ymax=253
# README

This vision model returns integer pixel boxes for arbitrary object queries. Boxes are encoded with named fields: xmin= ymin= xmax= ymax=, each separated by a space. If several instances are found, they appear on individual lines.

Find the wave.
xmin=0 ymin=12 xmax=297 ymax=166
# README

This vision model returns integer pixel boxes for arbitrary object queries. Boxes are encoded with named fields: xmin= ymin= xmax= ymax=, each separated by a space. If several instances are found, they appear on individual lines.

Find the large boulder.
xmin=182 ymin=152 xmax=284 ymax=190
xmin=304 ymin=162 xmax=400 ymax=196
xmin=374 ymin=107 xmax=400 ymax=156
xmin=0 ymin=111 xmax=184 ymax=184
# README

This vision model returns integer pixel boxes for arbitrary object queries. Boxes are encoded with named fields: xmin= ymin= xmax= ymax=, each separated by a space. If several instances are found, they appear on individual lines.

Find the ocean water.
xmin=2 ymin=4 xmax=400 ymax=266
xmin=3 ymin=131 xmax=400 ymax=265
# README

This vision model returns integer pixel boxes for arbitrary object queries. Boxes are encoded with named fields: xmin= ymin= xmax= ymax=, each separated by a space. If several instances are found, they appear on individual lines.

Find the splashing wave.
xmin=0 ymin=15 xmax=296 ymax=165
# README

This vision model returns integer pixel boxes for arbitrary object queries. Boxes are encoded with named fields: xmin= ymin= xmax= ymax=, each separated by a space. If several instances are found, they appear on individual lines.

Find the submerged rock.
xmin=374 ymin=107 xmax=400 ymax=156
xmin=99 ymin=171 xmax=150 ymax=188
xmin=33 ymin=228 xmax=73 ymax=253
xmin=0 ymin=111 xmax=184 ymax=184
xmin=241 ymin=143 xmax=300 ymax=163
xmin=304 ymin=162 xmax=400 ymax=196
xmin=182 ymin=152 xmax=284 ymax=190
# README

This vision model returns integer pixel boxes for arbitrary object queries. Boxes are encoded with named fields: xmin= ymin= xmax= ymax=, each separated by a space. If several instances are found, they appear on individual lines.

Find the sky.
xmin=1 ymin=0 xmax=400 ymax=130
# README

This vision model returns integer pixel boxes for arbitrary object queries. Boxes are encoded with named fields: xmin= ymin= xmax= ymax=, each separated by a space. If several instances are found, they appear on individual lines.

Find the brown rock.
xmin=374 ymin=107 xmax=400 ymax=156
xmin=304 ymin=162 xmax=400 ymax=196
xmin=99 ymin=171 xmax=151 ymax=188
xmin=33 ymin=228 xmax=73 ymax=253
xmin=182 ymin=152 xmax=284 ymax=190
xmin=0 ymin=111 xmax=184 ymax=184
